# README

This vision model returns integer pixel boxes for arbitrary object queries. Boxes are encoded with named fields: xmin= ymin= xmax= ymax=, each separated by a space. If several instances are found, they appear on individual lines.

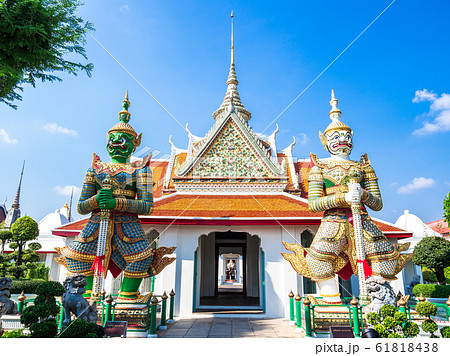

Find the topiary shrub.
xmin=413 ymin=284 xmax=450 ymax=298
xmin=20 ymin=281 xmax=65 ymax=338
xmin=365 ymin=305 xmax=420 ymax=338
xmin=415 ymin=301 xmax=439 ymax=338
xmin=440 ymin=326 xmax=450 ymax=338
xmin=0 ymin=328 xmax=27 ymax=338
xmin=10 ymin=279 xmax=46 ymax=294
xmin=58 ymin=318 xmax=100 ymax=338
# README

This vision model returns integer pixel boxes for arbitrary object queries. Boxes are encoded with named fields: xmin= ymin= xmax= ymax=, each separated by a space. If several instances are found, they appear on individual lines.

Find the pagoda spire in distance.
xmin=4 ymin=160 xmax=25 ymax=229
xmin=213 ymin=11 xmax=251 ymax=122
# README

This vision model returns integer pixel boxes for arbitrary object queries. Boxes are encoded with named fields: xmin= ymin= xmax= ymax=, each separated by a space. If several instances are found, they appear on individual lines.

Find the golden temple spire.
xmin=212 ymin=11 xmax=251 ymax=122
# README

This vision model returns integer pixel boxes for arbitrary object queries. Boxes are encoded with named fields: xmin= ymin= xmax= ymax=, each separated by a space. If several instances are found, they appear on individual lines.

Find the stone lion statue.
xmin=0 ymin=277 xmax=18 ymax=316
xmin=61 ymin=274 xmax=98 ymax=329
xmin=363 ymin=275 xmax=397 ymax=315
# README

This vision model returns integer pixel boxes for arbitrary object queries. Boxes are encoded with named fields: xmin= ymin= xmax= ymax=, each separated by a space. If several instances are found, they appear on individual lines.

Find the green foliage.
xmin=394 ymin=311 xmax=407 ymax=324
xmin=20 ymin=281 xmax=64 ymax=338
xmin=26 ymin=263 xmax=49 ymax=280
xmin=0 ymin=229 xmax=12 ymax=252
xmin=422 ymin=267 xmax=450 ymax=284
xmin=380 ymin=304 xmax=397 ymax=318
xmin=10 ymin=278 xmax=46 ymax=294
xmin=0 ymin=216 xmax=42 ymax=279
xmin=415 ymin=301 xmax=438 ymax=318
xmin=35 ymin=281 xmax=65 ymax=297
xmin=28 ymin=242 xmax=42 ymax=251
xmin=29 ymin=318 xmax=58 ymax=338
xmin=0 ymin=328 xmax=27 ymax=338
xmin=387 ymin=332 xmax=402 ymax=338
xmin=0 ymin=0 xmax=94 ymax=109
xmin=59 ymin=318 xmax=99 ymax=338
xmin=366 ymin=305 xmax=420 ymax=338
xmin=421 ymin=319 xmax=438 ymax=334
xmin=10 ymin=216 xmax=39 ymax=243
xmin=412 ymin=236 xmax=450 ymax=285
xmin=403 ymin=321 xmax=420 ymax=338
xmin=444 ymin=193 xmax=450 ymax=225
xmin=374 ymin=324 xmax=388 ymax=338
xmin=440 ymin=326 xmax=450 ymax=338
xmin=415 ymin=301 xmax=439 ymax=337
xmin=366 ymin=312 xmax=381 ymax=326
xmin=383 ymin=316 xmax=397 ymax=329
xmin=412 ymin=284 xmax=450 ymax=298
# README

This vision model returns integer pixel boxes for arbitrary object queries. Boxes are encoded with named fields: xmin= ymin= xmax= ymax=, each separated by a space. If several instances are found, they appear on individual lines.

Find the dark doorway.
xmin=198 ymin=231 xmax=262 ymax=311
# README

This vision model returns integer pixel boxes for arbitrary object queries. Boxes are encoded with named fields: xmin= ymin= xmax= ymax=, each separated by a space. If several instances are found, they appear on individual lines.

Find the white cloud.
xmin=43 ymin=122 xmax=78 ymax=136
xmin=397 ymin=177 xmax=435 ymax=194
xmin=297 ymin=133 xmax=308 ymax=145
xmin=53 ymin=185 xmax=81 ymax=197
xmin=120 ymin=4 xmax=130 ymax=12
xmin=0 ymin=129 xmax=18 ymax=144
xmin=412 ymin=89 xmax=450 ymax=135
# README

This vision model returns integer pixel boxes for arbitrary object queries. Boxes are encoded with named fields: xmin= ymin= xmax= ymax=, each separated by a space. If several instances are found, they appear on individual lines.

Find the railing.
xmin=10 ymin=289 xmax=176 ymax=337
xmin=99 ymin=289 xmax=176 ymax=337
xmin=287 ymin=291 xmax=450 ymax=338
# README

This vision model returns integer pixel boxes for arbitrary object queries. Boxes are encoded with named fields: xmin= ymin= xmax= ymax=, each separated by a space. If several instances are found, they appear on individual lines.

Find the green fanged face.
xmin=107 ymin=132 xmax=135 ymax=163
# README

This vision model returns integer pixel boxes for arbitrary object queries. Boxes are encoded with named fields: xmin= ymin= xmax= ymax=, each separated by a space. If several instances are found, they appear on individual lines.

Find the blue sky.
xmin=0 ymin=0 xmax=449 ymax=225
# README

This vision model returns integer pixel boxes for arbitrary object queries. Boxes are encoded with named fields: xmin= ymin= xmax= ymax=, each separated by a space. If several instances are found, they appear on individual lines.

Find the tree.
xmin=413 ymin=236 xmax=450 ymax=285
xmin=9 ymin=216 xmax=39 ymax=278
xmin=444 ymin=192 xmax=450 ymax=225
xmin=0 ymin=226 xmax=12 ymax=253
xmin=0 ymin=0 xmax=94 ymax=109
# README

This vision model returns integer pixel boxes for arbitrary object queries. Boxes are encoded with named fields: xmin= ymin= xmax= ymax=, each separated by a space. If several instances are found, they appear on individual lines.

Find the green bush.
xmin=35 ymin=281 xmax=65 ymax=297
xmin=10 ymin=279 xmax=46 ymax=294
xmin=440 ymin=326 xmax=450 ymax=338
xmin=415 ymin=301 xmax=438 ymax=318
xmin=383 ymin=316 xmax=397 ymax=329
xmin=387 ymin=332 xmax=402 ymax=338
xmin=374 ymin=324 xmax=388 ymax=338
xmin=59 ymin=318 xmax=99 ymax=338
xmin=403 ymin=322 xmax=420 ymax=338
xmin=20 ymin=281 xmax=65 ymax=338
xmin=0 ymin=328 xmax=27 ymax=338
xmin=412 ymin=284 xmax=450 ymax=298
xmin=366 ymin=312 xmax=381 ymax=326
xmin=380 ymin=304 xmax=397 ymax=318
xmin=394 ymin=311 xmax=407 ymax=324
xmin=421 ymin=319 xmax=438 ymax=334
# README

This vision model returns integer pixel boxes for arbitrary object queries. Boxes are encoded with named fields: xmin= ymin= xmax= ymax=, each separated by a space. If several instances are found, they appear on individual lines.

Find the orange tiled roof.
xmin=151 ymin=194 xmax=318 ymax=218
xmin=149 ymin=160 xmax=168 ymax=199
xmin=54 ymin=193 xmax=409 ymax=237
xmin=426 ymin=219 xmax=449 ymax=235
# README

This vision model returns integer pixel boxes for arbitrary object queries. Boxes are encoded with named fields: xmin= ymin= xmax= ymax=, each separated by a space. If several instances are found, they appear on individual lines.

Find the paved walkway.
xmin=157 ymin=317 xmax=305 ymax=338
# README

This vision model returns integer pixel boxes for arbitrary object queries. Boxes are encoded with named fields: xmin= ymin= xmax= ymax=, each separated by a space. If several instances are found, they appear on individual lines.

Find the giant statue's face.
xmin=107 ymin=132 xmax=135 ymax=161
xmin=325 ymin=129 xmax=353 ymax=156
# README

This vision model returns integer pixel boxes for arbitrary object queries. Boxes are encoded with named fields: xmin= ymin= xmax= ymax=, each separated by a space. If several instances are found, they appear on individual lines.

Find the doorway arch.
xmin=196 ymin=230 xmax=263 ymax=311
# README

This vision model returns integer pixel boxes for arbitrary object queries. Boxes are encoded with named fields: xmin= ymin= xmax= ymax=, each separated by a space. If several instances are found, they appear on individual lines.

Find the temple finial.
xmin=212 ymin=12 xmax=251 ymax=122
xmin=231 ymin=11 xmax=234 ymax=65
xmin=329 ymin=89 xmax=341 ymax=121
xmin=11 ymin=161 xmax=25 ymax=209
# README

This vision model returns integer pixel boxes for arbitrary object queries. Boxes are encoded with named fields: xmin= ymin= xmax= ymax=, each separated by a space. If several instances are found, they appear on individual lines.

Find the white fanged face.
xmin=325 ymin=130 xmax=353 ymax=156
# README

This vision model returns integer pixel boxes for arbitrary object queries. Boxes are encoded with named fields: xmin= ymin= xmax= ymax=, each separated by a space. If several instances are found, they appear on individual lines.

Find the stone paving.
xmin=157 ymin=317 xmax=305 ymax=338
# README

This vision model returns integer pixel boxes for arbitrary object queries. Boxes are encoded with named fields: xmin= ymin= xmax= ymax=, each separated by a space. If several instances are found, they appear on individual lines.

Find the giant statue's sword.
xmin=90 ymin=177 xmax=116 ymax=301
xmin=348 ymin=170 xmax=371 ymax=300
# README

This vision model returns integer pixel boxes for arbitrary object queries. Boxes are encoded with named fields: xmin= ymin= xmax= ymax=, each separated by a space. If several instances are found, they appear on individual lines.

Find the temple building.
xmin=52 ymin=22 xmax=412 ymax=318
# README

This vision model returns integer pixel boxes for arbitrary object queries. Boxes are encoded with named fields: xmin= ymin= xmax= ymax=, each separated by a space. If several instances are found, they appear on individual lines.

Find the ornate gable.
xmin=172 ymin=112 xmax=288 ymax=192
